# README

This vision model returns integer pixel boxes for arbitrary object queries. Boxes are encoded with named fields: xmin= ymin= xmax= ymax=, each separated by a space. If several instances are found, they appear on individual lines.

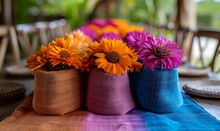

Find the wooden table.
xmin=0 ymin=71 xmax=220 ymax=121
xmin=0 ymin=73 xmax=34 ymax=121
xmin=180 ymin=72 xmax=220 ymax=120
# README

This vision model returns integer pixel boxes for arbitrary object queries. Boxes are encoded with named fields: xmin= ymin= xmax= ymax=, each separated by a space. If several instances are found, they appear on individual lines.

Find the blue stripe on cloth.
xmin=135 ymin=93 xmax=220 ymax=130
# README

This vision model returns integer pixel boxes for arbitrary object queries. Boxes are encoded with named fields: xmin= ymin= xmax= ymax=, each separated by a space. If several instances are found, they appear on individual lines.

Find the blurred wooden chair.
xmin=173 ymin=27 xmax=195 ymax=61
xmin=48 ymin=19 xmax=70 ymax=40
xmin=174 ymin=27 xmax=192 ymax=50
xmin=57 ymin=19 xmax=70 ymax=36
xmin=0 ymin=25 xmax=20 ymax=70
xmin=144 ymin=23 xmax=175 ymax=42
xmin=16 ymin=19 xmax=70 ymax=57
xmin=36 ymin=19 xmax=70 ymax=45
xmin=212 ymin=42 xmax=220 ymax=73
xmin=187 ymin=28 xmax=220 ymax=73
xmin=35 ymin=21 xmax=50 ymax=45
xmin=16 ymin=24 xmax=39 ymax=56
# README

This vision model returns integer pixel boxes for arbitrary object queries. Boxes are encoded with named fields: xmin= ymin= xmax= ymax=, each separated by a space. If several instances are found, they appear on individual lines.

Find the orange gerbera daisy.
xmin=119 ymin=24 xmax=144 ymax=38
xmin=110 ymin=19 xmax=130 ymax=27
xmin=65 ymin=30 xmax=92 ymax=54
xmin=47 ymin=44 xmax=82 ymax=69
xmin=126 ymin=48 xmax=142 ymax=72
xmin=26 ymin=45 xmax=48 ymax=70
xmin=81 ymin=42 xmax=102 ymax=71
xmin=88 ymin=24 xmax=120 ymax=38
xmin=49 ymin=37 xmax=72 ymax=49
xmin=93 ymin=39 xmax=137 ymax=75
xmin=26 ymin=31 xmax=90 ymax=71
xmin=101 ymin=25 xmax=119 ymax=35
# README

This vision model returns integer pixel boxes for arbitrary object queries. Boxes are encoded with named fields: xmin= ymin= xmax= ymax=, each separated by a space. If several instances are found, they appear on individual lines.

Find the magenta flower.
xmin=88 ymin=18 xmax=106 ymax=27
xmin=79 ymin=26 xmax=96 ymax=40
xmin=124 ymin=31 xmax=153 ymax=51
xmin=97 ymin=32 xmax=122 ymax=42
xmin=105 ymin=19 xmax=119 ymax=27
xmin=139 ymin=36 xmax=183 ymax=70
xmin=88 ymin=18 xmax=118 ymax=28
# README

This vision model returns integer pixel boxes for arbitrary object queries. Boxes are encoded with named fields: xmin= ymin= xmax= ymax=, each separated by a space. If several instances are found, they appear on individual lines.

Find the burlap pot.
xmin=86 ymin=67 xmax=136 ymax=115
xmin=33 ymin=68 xmax=83 ymax=115
xmin=131 ymin=66 xmax=183 ymax=113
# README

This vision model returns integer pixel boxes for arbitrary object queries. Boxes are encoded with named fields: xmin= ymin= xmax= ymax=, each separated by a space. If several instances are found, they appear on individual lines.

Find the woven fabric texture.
xmin=33 ymin=69 xmax=83 ymax=115
xmin=131 ymin=66 xmax=183 ymax=113
xmin=86 ymin=67 xmax=136 ymax=115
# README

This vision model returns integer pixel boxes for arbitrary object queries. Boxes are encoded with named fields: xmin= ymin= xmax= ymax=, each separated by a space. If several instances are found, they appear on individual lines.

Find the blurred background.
xmin=2 ymin=0 xmax=220 ymax=29
xmin=1 ymin=0 xmax=220 ymax=73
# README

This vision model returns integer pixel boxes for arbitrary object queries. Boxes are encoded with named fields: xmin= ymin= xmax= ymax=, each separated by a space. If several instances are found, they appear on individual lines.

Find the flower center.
xmin=89 ymin=54 xmax=97 ymax=61
xmin=106 ymin=51 xmax=120 ymax=63
xmin=59 ymin=50 xmax=71 ymax=58
xmin=152 ymin=44 xmax=168 ymax=57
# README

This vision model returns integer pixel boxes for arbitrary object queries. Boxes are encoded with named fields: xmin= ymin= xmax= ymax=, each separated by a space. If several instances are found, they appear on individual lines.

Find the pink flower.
xmin=88 ymin=18 xmax=106 ymax=27
xmin=79 ymin=26 xmax=96 ymax=40
xmin=88 ymin=18 xmax=117 ymax=27
xmin=124 ymin=31 xmax=153 ymax=52
xmin=139 ymin=36 xmax=183 ymax=70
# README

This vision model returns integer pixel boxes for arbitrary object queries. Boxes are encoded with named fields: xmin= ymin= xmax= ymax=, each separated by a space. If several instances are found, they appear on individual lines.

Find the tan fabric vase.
xmin=33 ymin=69 xmax=83 ymax=115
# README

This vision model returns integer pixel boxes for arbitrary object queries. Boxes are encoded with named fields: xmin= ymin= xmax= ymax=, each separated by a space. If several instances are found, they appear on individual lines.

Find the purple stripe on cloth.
xmin=81 ymin=110 xmax=147 ymax=131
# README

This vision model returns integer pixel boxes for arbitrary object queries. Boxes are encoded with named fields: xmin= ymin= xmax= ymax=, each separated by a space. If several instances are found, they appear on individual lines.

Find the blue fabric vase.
xmin=131 ymin=66 xmax=183 ymax=113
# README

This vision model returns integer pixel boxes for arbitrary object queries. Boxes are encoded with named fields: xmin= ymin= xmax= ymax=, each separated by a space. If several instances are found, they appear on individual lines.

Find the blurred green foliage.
xmin=114 ymin=0 xmax=176 ymax=25
xmin=15 ymin=0 xmax=95 ymax=28
xmin=40 ymin=0 xmax=94 ymax=28
xmin=15 ymin=0 xmax=38 ymax=24
xmin=14 ymin=0 xmax=220 ymax=29
xmin=197 ymin=0 xmax=220 ymax=28
xmin=15 ymin=0 xmax=176 ymax=29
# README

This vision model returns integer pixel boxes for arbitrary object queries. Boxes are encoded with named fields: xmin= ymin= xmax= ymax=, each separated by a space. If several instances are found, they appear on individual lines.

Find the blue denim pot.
xmin=131 ymin=66 xmax=183 ymax=113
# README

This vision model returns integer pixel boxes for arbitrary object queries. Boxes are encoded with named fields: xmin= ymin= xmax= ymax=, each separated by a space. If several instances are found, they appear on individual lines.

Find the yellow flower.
xmin=26 ymin=45 xmax=48 ymax=70
xmin=101 ymin=25 xmax=119 ymax=35
xmin=93 ymin=39 xmax=133 ymax=75
xmin=110 ymin=19 xmax=130 ymax=27
xmin=88 ymin=24 xmax=120 ymax=38
xmin=65 ymin=30 xmax=92 ymax=54
xmin=111 ymin=19 xmax=144 ymax=37
xmin=119 ymin=25 xmax=144 ymax=38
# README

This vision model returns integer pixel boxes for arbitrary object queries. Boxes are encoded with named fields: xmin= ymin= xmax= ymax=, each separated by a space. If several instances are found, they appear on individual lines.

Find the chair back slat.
xmin=188 ymin=28 xmax=220 ymax=73
xmin=0 ymin=36 xmax=9 ymax=70
xmin=16 ymin=24 xmax=39 ymax=56
xmin=16 ymin=19 xmax=70 ymax=57
xmin=0 ymin=25 xmax=20 ymax=70
xmin=174 ymin=27 xmax=192 ymax=50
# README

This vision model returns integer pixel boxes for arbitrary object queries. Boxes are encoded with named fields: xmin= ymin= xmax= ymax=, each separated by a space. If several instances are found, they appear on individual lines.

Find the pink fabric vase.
xmin=86 ymin=67 xmax=136 ymax=115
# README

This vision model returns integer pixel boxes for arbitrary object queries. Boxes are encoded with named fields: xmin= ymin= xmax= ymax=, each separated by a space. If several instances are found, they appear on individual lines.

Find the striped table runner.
xmin=0 ymin=93 xmax=220 ymax=131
